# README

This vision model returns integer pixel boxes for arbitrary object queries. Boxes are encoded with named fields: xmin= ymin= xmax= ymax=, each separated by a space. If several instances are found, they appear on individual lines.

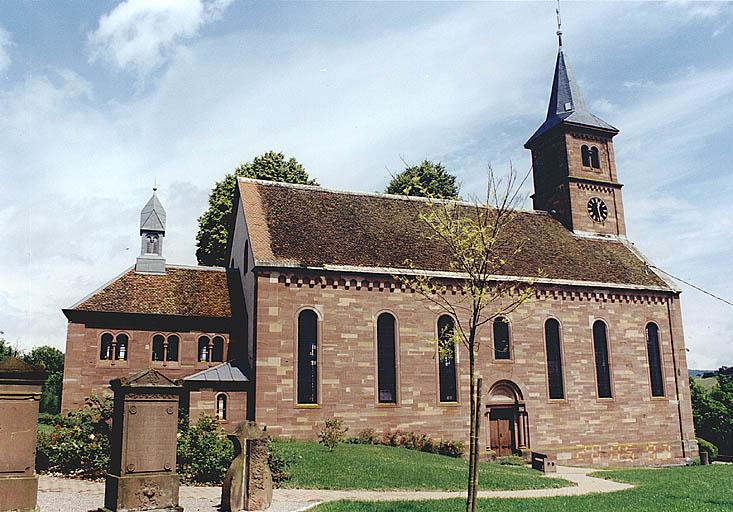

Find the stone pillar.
xmin=101 ymin=369 xmax=183 ymax=512
xmin=221 ymin=422 xmax=273 ymax=512
xmin=0 ymin=358 xmax=46 ymax=512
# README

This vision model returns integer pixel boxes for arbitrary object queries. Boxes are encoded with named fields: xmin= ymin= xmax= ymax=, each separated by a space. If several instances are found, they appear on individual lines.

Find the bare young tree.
xmin=396 ymin=164 xmax=535 ymax=512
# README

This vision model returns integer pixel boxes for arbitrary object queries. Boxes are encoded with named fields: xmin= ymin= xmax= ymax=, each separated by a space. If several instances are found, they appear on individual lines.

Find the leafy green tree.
xmin=0 ymin=332 xmax=21 ymax=360
xmin=690 ymin=368 xmax=733 ymax=458
xmin=195 ymin=151 xmax=318 ymax=267
xmin=385 ymin=160 xmax=460 ymax=199
xmin=22 ymin=346 xmax=65 ymax=414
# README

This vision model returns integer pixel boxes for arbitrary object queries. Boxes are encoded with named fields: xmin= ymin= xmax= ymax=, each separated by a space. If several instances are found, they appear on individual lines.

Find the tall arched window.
xmin=593 ymin=320 xmax=612 ymax=398
xmin=216 ymin=394 xmax=227 ymax=420
xmin=212 ymin=336 xmax=225 ymax=362
xmin=493 ymin=317 xmax=511 ymax=360
xmin=115 ymin=333 xmax=128 ymax=361
xmin=376 ymin=313 xmax=398 ymax=404
xmin=100 ymin=333 xmax=114 ymax=360
xmin=437 ymin=315 xmax=457 ymax=403
xmin=544 ymin=319 xmax=564 ymax=399
xmin=581 ymin=145 xmax=591 ymax=167
xmin=152 ymin=335 xmax=166 ymax=361
xmin=590 ymin=146 xmax=601 ymax=169
xmin=646 ymin=323 xmax=665 ymax=397
xmin=166 ymin=335 xmax=179 ymax=362
xmin=198 ymin=336 xmax=210 ymax=362
xmin=297 ymin=309 xmax=318 ymax=404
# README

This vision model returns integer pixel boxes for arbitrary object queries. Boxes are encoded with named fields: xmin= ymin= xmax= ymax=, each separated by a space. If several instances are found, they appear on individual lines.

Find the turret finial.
xmin=556 ymin=0 xmax=563 ymax=48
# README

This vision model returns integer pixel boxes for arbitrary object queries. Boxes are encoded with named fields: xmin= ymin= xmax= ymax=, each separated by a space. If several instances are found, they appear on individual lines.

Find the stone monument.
xmin=101 ymin=369 xmax=183 ymax=512
xmin=221 ymin=421 xmax=273 ymax=511
xmin=0 ymin=357 xmax=46 ymax=512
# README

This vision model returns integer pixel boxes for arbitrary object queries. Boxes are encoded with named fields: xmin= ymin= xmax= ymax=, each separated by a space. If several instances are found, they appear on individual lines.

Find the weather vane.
xmin=556 ymin=0 xmax=563 ymax=47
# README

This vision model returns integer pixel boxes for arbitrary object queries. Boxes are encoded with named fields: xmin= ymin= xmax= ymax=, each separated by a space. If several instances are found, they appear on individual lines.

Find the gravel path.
xmin=38 ymin=466 xmax=632 ymax=511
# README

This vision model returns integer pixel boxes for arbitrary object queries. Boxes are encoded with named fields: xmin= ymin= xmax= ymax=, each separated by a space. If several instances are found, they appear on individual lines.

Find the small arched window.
xmin=437 ymin=315 xmax=457 ymax=403
xmin=100 ymin=333 xmax=114 ymax=360
xmin=145 ymin=233 xmax=159 ymax=254
xmin=212 ymin=336 xmax=225 ymax=362
xmin=544 ymin=319 xmax=564 ymax=399
xmin=581 ymin=145 xmax=591 ymax=167
xmin=152 ymin=335 xmax=166 ymax=361
xmin=590 ymin=146 xmax=601 ymax=169
xmin=297 ymin=309 xmax=319 ymax=405
xmin=166 ymin=335 xmax=179 ymax=362
xmin=493 ymin=317 xmax=511 ymax=360
xmin=198 ymin=336 xmax=210 ymax=362
xmin=376 ymin=313 xmax=398 ymax=404
xmin=115 ymin=333 xmax=128 ymax=361
xmin=216 ymin=394 xmax=227 ymax=420
xmin=646 ymin=323 xmax=665 ymax=397
xmin=593 ymin=321 xmax=612 ymax=398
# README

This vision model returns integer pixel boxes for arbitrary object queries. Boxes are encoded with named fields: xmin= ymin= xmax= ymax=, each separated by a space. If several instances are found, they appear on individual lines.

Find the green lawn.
xmin=270 ymin=441 xmax=571 ymax=491
xmin=311 ymin=465 xmax=733 ymax=512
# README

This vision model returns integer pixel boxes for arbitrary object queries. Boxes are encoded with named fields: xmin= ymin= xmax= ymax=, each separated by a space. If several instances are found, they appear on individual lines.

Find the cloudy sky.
xmin=0 ymin=1 xmax=731 ymax=369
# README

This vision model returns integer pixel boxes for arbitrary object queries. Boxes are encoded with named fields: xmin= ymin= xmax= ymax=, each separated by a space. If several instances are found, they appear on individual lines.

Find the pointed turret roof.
xmin=525 ymin=45 xmax=618 ymax=147
xmin=140 ymin=188 xmax=166 ymax=233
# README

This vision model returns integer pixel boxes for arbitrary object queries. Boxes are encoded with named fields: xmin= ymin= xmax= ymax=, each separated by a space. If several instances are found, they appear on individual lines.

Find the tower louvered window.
xmin=437 ymin=315 xmax=457 ymax=403
xmin=377 ymin=313 xmax=398 ymax=404
xmin=581 ymin=145 xmax=591 ymax=167
xmin=593 ymin=321 xmax=612 ymax=398
xmin=545 ymin=319 xmax=564 ymax=399
xmin=297 ymin=309 xmax=318 ymax=405
xmin=590 ymin=146 xmax=601 ymax=168
xmin=646 ymin=323 xmax=665 ymax=397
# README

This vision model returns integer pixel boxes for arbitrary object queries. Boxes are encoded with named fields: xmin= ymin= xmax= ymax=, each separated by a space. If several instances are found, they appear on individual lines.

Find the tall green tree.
xmin=385 ymin=160 xmax=460 ymax=199
xmin=690 ymin=368 xmax=733 ymax=458
xmin=23 ymin=346 xmax=65 ymax=414
xmin=196 ymin=151 xmax=318 ymax=267
xmin=0 ymin=332 xmax=21 ymax=360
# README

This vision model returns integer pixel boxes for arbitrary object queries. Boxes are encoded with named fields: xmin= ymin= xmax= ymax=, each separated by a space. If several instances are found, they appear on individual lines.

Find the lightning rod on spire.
xmin=556 ymin=0 xmax=563 ymax=47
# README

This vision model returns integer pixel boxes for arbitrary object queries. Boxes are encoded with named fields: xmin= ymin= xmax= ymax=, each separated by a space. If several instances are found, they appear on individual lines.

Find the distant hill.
xmin=689 ymin=369 xmax=716 ymax=378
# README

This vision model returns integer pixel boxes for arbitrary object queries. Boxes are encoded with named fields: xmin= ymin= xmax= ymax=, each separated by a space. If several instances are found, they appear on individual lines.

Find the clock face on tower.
xmin=587 ymin=197 xmax=608 ymax=223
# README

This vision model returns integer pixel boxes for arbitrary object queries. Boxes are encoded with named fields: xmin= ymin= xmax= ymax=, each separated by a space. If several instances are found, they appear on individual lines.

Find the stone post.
xmin=101 ymin=369 xmax=183 ymax=512
xmin=221 ymin=422 xmax=273 ymax=511
xmin=0 ymin=357 xmax=46 ymax=512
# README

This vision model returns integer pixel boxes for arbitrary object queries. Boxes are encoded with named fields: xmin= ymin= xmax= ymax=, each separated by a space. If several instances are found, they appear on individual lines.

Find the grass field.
xmin=271 ymin=441 xmax=572 ymax=491
xmin=311 ymin=464 xmax=733 ymax=511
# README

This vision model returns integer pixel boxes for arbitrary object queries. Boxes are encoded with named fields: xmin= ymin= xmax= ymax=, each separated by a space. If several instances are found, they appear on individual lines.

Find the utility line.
xmin=650 ymin=265 xmax=733 ymax=307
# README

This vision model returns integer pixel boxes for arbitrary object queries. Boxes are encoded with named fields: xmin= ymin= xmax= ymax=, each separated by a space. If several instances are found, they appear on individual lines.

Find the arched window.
xmin=581 ymin=145 xmax=591 ymax=167
xmin=544 ymin=319 xmax=564 ymax=399
xmin=646 ymin=323 xmax=665 ymax=397
xmin=297 ymin=309 xmax=319 ymax=404
xmin=145 ymin=234 xmax=159 ymax=254
xmin=590 ymin=146 xmax=601 ymax=169
xmin=115 ymin=333 xmax=128 ymax=361
xmin=100 ymin=333 xmax=114 ymax=360
xmin=216 ymin=394 xmax=227 ymax=420
xmin=198 ymin=336 xmax=210 ymax=362
xmin=152 ymin=335 xmax=166 ymax=361
xmin=493 ymin=317 xmax=511 ymax=360
xmin=212 ymin=336 xmax=225 ymax=362
xmin=437 ymin=315 xmax=457 ymax=403
xmin=376 ymin=312 xmax=398 ymax=404
xmin=166 ymin=335 xmax=179 ymax=362
xmin=593 ymin=321 xmax=612 ymax=398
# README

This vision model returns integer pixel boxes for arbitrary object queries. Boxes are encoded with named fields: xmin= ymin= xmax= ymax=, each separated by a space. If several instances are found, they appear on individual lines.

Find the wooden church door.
xmin=488 ymin=407 xmax=514 ymax=457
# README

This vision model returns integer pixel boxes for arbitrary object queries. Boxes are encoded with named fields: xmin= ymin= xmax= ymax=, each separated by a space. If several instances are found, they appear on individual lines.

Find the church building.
xmin=61 ymin=36 xmax=698 ymax=466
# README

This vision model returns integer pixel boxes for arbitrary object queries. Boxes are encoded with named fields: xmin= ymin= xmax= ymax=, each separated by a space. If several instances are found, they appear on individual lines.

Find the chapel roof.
xmin=237 ymin=178 xmax=671 ymax=291
xmin=67 ymin=265 xmax=231 ymax=318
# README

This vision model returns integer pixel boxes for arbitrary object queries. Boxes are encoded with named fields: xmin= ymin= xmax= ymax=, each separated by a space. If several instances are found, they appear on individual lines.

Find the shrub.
xmin=697 ymin=437 xmax=719 ymax=461
xmin=434 ymin=439 xmax=465 ymax=458
xmin=350 ymin=428 xmax=465 ymax=458
xmin=348 ymin=428 xmax=378 ymax=445
xmin=495 ymin=455 xmax=526 ymax=466
xmin=318 ymin=418 xmax=349 ymax=452
xmin=267 ymin=441 xmax=295 ymax=486
xmin=177 ymin=415 xmax=234 ymax=484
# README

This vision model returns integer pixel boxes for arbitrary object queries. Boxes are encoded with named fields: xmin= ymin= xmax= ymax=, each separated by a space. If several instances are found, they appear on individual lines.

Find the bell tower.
xmin=525 ymin=19 xmax=625 ymax=236
xmin=135 ymin=188 xmax=167 ymax=274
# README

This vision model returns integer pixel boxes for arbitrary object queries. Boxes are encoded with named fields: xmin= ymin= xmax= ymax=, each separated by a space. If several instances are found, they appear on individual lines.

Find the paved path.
xmin=38 ymin=466 xmax=632 ymax=512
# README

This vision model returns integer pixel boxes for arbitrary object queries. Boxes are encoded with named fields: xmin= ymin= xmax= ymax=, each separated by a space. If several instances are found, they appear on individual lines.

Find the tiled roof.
xmin=69 ymin=266 xmax=231 ymax=317
xmin=184 ymin=361 xmax=249 ymax=382
xmin=238 ymin=179 xmax=669 ymax=290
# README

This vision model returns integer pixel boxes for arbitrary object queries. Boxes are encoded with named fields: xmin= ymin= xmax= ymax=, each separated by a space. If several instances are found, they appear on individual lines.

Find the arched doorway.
xmin=485 ymin=380 xmax=529 ymax=457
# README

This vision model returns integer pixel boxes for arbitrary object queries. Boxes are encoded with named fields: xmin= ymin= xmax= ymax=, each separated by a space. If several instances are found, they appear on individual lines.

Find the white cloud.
xmin=88 ymin=0 xmax=232 ymax=77
xmin=0 ymin=26 xmax=12 ymax=73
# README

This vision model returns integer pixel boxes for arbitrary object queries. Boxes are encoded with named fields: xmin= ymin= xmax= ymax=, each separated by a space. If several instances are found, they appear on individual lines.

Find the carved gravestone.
xmin=101 ymin=369 xmax=183 ymax=512
xmin=0 ymin=358 xmax=46 ymax=512
xmin=221 ymin=422 xmax=273 ymax=511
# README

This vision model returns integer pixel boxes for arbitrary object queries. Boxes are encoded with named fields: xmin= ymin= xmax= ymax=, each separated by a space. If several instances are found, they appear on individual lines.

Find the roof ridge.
xmin=237 ymin=177 xmax=549 ymax=216
xmin=165 ymin=264 xmax=225 ymax=272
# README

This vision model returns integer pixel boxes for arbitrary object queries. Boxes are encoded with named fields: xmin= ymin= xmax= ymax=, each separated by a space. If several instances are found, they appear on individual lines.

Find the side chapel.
xmin=62 ymin=34 xmax=697 ymax=466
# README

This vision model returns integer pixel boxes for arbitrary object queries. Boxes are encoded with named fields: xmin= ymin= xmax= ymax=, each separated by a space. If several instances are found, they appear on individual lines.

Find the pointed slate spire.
xmin=525 ymin=41 xmax=618 ymax=147
xmin=140 ymin=188 xmax=167 ymax=234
